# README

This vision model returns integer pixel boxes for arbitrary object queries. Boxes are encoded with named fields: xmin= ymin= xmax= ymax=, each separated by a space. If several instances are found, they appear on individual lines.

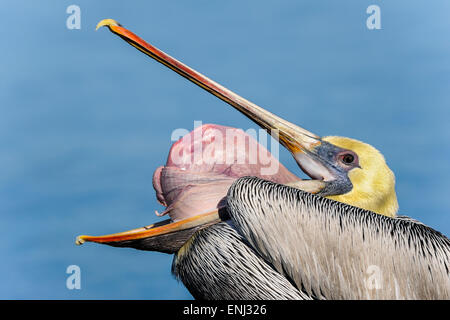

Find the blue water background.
xmin=1 ymin=1 xmax=449 ymax=298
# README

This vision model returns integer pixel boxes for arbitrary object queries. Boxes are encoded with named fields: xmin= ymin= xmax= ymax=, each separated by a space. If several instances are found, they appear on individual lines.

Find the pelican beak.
xmin=78 ymin=19 xmax=341 ymax=252
xmin=95 ymin=19 xmax=331 ymax=187
xmin=76 ymin=208 xmax=225 ymax=253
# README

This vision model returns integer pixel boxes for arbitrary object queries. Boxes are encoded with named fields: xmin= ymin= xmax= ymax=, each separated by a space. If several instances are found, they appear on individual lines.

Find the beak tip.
xmin=75 ymin=235 xmax=86 ymax=245
xmin=96 ymin=18 xmax=121 ymax=31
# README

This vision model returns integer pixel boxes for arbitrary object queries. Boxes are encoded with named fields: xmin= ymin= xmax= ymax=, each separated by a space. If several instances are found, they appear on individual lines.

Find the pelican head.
xmin=291 ymin=135 xmax=398 ymax=217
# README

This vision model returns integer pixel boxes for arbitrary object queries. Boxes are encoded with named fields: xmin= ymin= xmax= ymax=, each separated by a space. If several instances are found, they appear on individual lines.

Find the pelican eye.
xmin=338 ymin=151 xmax=358 ymax=167
xmin=342 ymin=154 xmax=354 ymax=164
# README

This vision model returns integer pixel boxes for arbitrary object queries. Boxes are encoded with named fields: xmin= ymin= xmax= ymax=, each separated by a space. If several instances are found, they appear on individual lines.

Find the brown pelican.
xmin=76 ymin=19 xmax=450 ymax=299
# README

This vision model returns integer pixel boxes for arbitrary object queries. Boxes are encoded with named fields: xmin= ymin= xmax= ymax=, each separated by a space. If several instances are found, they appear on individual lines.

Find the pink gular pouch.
xmin=152 ymin=124 xmax=299 ymax=222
